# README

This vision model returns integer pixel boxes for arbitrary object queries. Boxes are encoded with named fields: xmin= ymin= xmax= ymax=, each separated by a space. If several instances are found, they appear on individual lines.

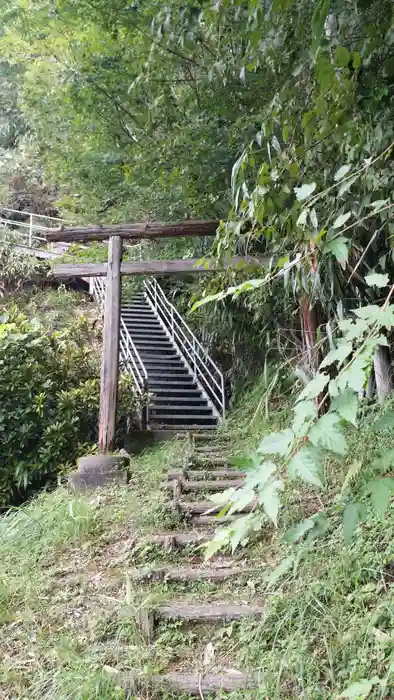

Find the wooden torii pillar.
xmin=46 ymin=220 xmax=266 ymax=454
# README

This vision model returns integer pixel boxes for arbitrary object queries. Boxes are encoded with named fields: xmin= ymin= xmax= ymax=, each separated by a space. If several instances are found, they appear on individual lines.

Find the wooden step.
xmin=157 ymin=602 xmax=264 ymax=622
xmin=192 ymin=455 xmax=231 ymax=466
xmin=191 ymin=514 xmax=242 ymax=526
xmin=152 ymin=670 xmax=257 ymax=694
xmin=128 ymin=562 xmax=252 ymax=583
xmin=168 ymin=468 xmax=244 ymax=480
xmin=165 ymin=478 xmax=244 ymax=492
xmin=139 ymin=531 xmax=212 ymax=551
xmin=178 ymin=500 xmax=254 ymax=515
xmin=117 ymin=670 xmax=257 ymax=695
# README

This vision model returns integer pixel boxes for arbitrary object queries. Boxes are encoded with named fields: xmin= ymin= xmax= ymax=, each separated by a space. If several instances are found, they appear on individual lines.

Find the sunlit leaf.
xmin=320 ymin=341 xmax=352 ymax=368
xmin=334 ymin=164 xmax=351 ymax=181
xmin=343 ymin=502 xmax=360 ymax=545
xmin=332 ymin=212 xmax=351 ymax=229
xmin=373 ymin=409 xmax=394 ymax=431
xmin=365 ymin=272 xmax=389 ymax=288
xmin=364 ymin=478 xmax=394 ymax=519
xmin=308 ymin=412 xmax=347 ymax=455
xmin=258 ymin=477 xmax=283 ymax=526
xmin=331 ymin=390 xmax=358 ymax=425
xmin=288 ymin=446 xmax=324 ymax=487
xmin=293 ymin=400 xmax=317 ymax=436
xmin=297 ymin=372 xmax=329 ymax=402
xmin=266 ymin=555 xmax=295 ymax=589
xmin=339 ymin=677 xmax=381 ymax=698
xmin=324 ymin=235 xmax=349 ymax=264
xmin=294 ymin=182 xmax=317 ymax=201
xmin=258 ymin=429 xmax=294 ymax=456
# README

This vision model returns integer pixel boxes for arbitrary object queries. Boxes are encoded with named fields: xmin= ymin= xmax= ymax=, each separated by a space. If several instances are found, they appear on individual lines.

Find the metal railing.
xmin=0 ymin=206 xmax=65 ymax=248
xmin=143 ymin=278 xmax=225 ymax=420
xmin=89 ymin=277 xmax=148 ymax=400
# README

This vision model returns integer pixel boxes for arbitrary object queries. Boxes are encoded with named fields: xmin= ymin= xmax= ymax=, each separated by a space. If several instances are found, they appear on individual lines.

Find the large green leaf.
xmin=331 ymin=390 xmax=358 ymax=426
xmin=294 ymin=182 xmax=316 ymax=201
xmin=337 ymin=358 xmax=368 ymax=393
xmin=324 ymin=235 xmax=349 ymax=264
xmin=373 ymin=409 xmax=394 ymax=432
xmin=339 ymin=677 xmax=381 ymax=699
xmin=308 ymin=412 xmax=347 ymax=455
xmin=343 ymin=502 xmax=360 ymax=545
xmin=371 ymin=449 xmax=394 ymax=471
xmin=297 ymin=372 xmax=329 ymax=402
xmin=288 ymin=446 xmax=324 ymax=487
xmin=364 ymin=478 xmax=394 ymax=520
xmin=365 ymin=272 xmax=389 ymax=288
xmin=258 ymin=429 xmax=294 ymax=456
xmin=332 ymin=212 xmax=351 ymax=229
xmin=320 ymin=341 xmax=352 ymax=369
xmin=258 ymin=477 xmax=284 ymax=527
xmin=292 ymin=400 xmax=317 ymax=436
xmin=283 ymin=516 xmax=316 ymax=543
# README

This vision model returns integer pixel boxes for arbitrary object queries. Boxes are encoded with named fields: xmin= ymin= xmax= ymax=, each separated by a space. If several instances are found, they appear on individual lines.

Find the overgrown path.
xmin=125 ymin=432 xmax=262 ymax=696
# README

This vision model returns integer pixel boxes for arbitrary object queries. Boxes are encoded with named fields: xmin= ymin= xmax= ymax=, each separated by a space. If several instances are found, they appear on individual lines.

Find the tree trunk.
xmin=373 ymin=344 xmax=392 ymax=404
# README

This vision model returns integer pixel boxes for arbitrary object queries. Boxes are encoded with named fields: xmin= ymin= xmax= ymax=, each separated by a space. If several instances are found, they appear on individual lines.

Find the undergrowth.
xmin=1 ymin=376 xmax=394 ymax=698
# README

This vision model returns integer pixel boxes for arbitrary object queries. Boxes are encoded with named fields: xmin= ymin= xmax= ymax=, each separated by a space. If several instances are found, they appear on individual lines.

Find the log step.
xmin=152 ymin=670 xmax=257 ymax=694
xmin=142 ymin=532 xmax=212 ymax=549
xmin=192 ymin=456 xmax=232 ymax=466
xmin=191 ymin=514 xmax=242 ymax=526
xmin=168 ymin=469 xmax=244 ymax=480
xmin=165 ymin=478 xmax=244 ymax=492
xmin=118 ymin=670 xmax=257 ymax=695
xmin=128 ymin=562 xmax=252 ymax=583
xmin=157 ymin=602 xmax=264 ymax=622
xmin=178 ymin=500 xmax=253 ymax=515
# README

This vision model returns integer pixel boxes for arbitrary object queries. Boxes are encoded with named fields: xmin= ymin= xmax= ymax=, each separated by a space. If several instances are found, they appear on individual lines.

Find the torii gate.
xmin=46 ymin=220 xmax=265 ymax=454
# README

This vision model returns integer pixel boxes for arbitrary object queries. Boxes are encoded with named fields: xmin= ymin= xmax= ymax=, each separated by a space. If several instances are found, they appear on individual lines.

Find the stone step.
xmin=191 ymin=514 xmax=244 ymax=526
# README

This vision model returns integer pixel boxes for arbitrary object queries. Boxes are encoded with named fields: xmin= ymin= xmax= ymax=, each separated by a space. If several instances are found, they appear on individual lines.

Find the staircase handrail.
xmin=0 ymin=206 xmax=66 ymax=247
xmin=143 ymin=277 xmax=225 ymax=418
xmin=90 ymin=277 xmax=148 ymax=395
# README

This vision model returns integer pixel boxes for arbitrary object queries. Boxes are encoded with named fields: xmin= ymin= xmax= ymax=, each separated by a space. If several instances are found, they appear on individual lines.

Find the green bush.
xmin=0 ymin=308 xmax=138 ymax=506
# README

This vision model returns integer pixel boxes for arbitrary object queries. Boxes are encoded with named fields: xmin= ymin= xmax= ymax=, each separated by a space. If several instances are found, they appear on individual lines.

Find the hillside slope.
xmin=2 ymin=379 xmax=394 ymax=699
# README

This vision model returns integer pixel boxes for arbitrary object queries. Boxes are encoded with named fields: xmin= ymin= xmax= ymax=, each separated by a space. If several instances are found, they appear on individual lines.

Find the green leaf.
xmin=293 ymin=400 xmax=317 ymax=436
xmin=372 ymin=409 xmax=394 ymax=432
xmin=297 ymin=372 xmax=329 ymax=402
xmin=311 ymin=0 xmax=331 ymax=54
xmin=335 ymin=45 xmax=350 ymax=67
xmin=283 ymin=517 xmax=316 ymax=543
xmin=294 ymin=182 xmax=317 ymax=201
xmin=308 ymin=412 xmax=347 ymax=455
xmin=338 ymin=175 xmax=358 ymax=196
xmin=371 ymin=449 xmax=394 ymax=472
xmin=340 ymin=460 xmax=363 ymax=498
xmin=266 ymin=555 xmax=295 ymax=589
xmin=365 ymin=272 xmax=389 ymax=288
xmin=258 ymin=478 xmax=283 ymax=526
xmin=324 ymin=236 xmax=349 ymax=264
xmin=258 ymin=429 xmax=294 ymax=456
xmin=334 ymin=164 xmax=351 ymax=181
xmin=332 ymin=212 xmax=351 ymax=229
xmin=364 ymin=478 xmax=394 ymax=519
xmin=320 ymin=341 xmax=352 ymax=368
xmin=337 ymin=358 xmax=368 ymax=393
xmin=343 ymin=502 xmax=360 ymax=545
xmin=339 ymin=677 xmax=381 ymax=698
xmin=331 ymin=390 xmax=358 ymax=425
xmin=288 ymin=446 xmax=324 ymax=487
xmin=205 ymin=528 xmax=231 ymax=560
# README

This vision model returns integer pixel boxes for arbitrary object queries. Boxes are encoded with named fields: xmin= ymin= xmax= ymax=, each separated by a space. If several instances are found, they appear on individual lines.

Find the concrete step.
xmin=165 ymin=478 xmax=244 ymax=492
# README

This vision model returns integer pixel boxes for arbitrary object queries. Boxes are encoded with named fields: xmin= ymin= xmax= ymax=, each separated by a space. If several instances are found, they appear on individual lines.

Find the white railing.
xmin=89 ymin=276 xmax=148 ymax=398
xmin=143 ymin=278 xmax=225 ymax=419
xmin=0 ymin=206 xmax=65 ymax=248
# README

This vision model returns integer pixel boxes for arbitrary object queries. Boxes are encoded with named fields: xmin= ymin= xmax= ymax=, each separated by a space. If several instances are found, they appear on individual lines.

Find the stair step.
xmin=151 ymin=397 xmax=207 ymax=406
xmin=153 ymin=388 xmax=202 ymax=396
xmin=134 ymin=339 xmax=173 ymax=346
xmin=147 ymin=370 xmax=191 ymax=378
xmin=141 ymin=531 xmax=212 ymax=549
xmin=165 ymin=478 xmax=243 ymax=492
xmin=128 ymin=562 xmax=253 ymax=583
xmin=138 ymin=354 xmax=180 ymax=362
xmin=157 ymin=602 xmax=264 ymax=622
xmin=144 ymin=362 xmax=186 ymax=370
xmin=168 ymin=469 xmax=244 ymax=479
xmin=178 ymin=500 xmax=253 ymax=515
xmin=118 ymin=670 xmax=257 ymax=695
xmin=151 ymin=415 xmax=217 ymax=425
xmin=150 ymin=670 xmax=257 ymax=694
xmin=192 ymin=456 xmax=231 ymax=466
xmin=151 ymin=423 xmax=218 ymax=430
xmin=151 ymin=407 xmax=213 ymax=416
xmin=191 ymin=514 xmax=242 ymax=525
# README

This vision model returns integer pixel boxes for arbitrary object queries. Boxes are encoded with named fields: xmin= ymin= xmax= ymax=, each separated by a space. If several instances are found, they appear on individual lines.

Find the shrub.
xmin=0 ymin=308 xmax=139 ymax=506
xmin=0 ymin=241 xmax=48 ymax=297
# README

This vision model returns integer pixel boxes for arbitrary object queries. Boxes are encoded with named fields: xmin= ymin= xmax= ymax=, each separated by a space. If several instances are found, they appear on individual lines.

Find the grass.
xmin=2 ymin=376 xmax=394 ymax=698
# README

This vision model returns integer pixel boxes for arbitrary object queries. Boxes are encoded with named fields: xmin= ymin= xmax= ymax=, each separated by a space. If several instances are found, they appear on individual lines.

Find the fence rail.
xmin=0 ymin=207 xmax=65 ymax=248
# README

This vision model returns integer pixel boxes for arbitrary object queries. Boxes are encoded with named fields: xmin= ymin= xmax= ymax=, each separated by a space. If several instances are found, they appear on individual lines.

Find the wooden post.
xmin=98 ymin=236 xmax=122 ymax=453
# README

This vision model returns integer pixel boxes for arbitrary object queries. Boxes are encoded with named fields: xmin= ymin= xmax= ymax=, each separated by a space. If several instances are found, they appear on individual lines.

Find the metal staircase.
xmin=91 ymin=277 xmax=225 ymax=430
